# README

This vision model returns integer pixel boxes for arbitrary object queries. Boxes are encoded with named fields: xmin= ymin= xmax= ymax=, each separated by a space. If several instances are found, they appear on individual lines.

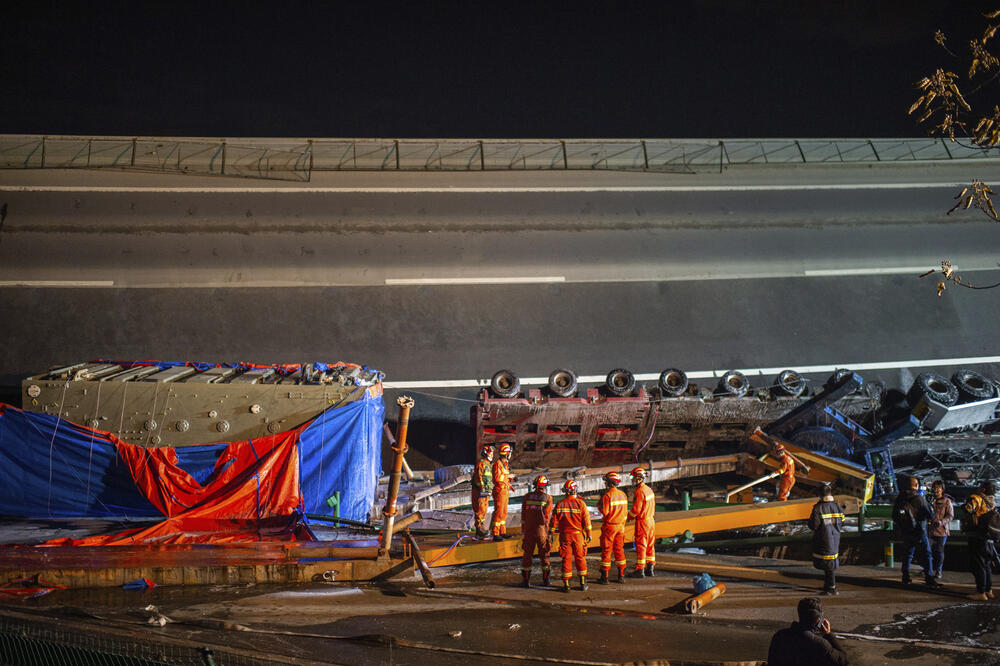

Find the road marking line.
xmin=0 ymin=182 xmax=980 ymax=194
xmin=381 ymin=356 xmax=1000 ymax=389
xmin=0 ymin=280 xmax=115 ymax=287
xmin=385 ymin=276 xmax=565 ymax=285
xmin=804 ymin=267 xmax=941 ymax=276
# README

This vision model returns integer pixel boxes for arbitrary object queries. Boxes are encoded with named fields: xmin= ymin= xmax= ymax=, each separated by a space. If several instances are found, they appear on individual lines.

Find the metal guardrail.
xmin=1 ymin=135 xmax=996 ymax=181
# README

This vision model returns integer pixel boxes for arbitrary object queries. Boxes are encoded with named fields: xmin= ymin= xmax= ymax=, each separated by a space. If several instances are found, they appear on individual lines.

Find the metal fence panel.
xmin=643 ymin=140 xmax=719 ymax=170
xmin=397 ymin=141 xmax=482 ymax=170
xmin=564 ymin=141 xmax=646 ymax=169
xmin=482 ymin=141 xmax=565 ymax=169
xmin=0 ymin=136 xmax=45 ymax=168
xmin=311 ymin=140 xmax=397 ymax=169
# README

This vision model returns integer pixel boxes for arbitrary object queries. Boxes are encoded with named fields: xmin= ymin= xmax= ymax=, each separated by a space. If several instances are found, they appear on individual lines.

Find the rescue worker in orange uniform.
xmin=471 ymin=445 xmax=494 ymax=538
xmin=629 ymin=467 xmax=656 ymax=577
xmin=598 ymin=471 xmax=628 ymax=584
xmin=520 ymin=474 xmax=554 ymax=587
xmin=775 ymin=444 xmax=796 ymax=501
xmin=551 ymin=479 xmax=592 ymax=592
xmin=490 ymin=443 xmax=513 ymax=540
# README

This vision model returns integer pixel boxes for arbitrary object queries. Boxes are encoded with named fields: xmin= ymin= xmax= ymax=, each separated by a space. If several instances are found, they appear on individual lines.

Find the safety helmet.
xmin=499 ymin=443 xmax=512 ymax=457
xmin=604 ymin=471 xmax=621 ymax=486
xmin=481 ymin=445 xmax=494 ymax=458
xmin=534 ymin=474 xmax=549 ymax=490
xmin=562 ymin=479 xmax=578 ymax=495
xmin=774 ymin=443 xmax=786 ymax=453
xmin=631 ymin=467 xmax=646 ymax=480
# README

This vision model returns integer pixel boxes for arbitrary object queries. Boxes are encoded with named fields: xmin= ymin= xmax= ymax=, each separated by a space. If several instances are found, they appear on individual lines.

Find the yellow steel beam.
xmin=420 ymin=495 xmax=861 ymax=567
xmin=748 ymin=430 xmax=874 ymax=503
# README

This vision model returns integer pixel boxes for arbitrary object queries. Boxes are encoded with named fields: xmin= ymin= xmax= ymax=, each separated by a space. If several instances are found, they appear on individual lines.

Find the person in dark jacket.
xmin=928 ymin=480 xmax=954 ymax=580
xmin=964 ymin=480 xmax=1000 ymax=601
xmin=808 ymin=485 xmax=844 ymax=595
xmin=767 ymin=596 xmax=850 ymax=665
xmin=893 ymin=475 xmax=938 ymax=587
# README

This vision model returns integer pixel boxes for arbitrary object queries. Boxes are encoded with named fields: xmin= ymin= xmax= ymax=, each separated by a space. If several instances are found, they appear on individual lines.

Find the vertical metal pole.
xmin=221 ymin=142 xmax=227 ymax=175
xmin=131 ymin=138 xmax=137 ymax=167
xmin=641 ymin=140 xmax=649 ymax=170
xmin=479 ymin=140 xmax=485 ymax=171
xmin=394 ymin=140 xmax=400 ymax=170
xmin=560 ymin=140 xmax=568 ymax=169
xmin=40 ymin=136 xmax=46 ymax=168
xmin=682 ymin=491 xmax=691 ymax=511
xmin=379 ymin=396 xmax=414 ymax=556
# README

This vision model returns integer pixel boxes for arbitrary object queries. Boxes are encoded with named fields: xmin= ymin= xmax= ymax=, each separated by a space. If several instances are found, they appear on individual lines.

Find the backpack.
xmin=895 ymin=501 xmax=917 ymax=532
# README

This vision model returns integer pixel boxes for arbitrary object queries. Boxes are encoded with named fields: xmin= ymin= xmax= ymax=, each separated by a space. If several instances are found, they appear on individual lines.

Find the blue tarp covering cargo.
xmin=0 ymin=391 xmax=384 ymax=544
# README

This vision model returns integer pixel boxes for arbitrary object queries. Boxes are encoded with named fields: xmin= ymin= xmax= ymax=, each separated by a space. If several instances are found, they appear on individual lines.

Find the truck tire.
xmin=548 ymin=368 xmax=578 ymax=398
xmin=490 ymin=369 xmax=520 ymax=399
xmin=907 ymin=372 xmax=958 ymax=407
xmin=773 ymin=369 xmax=805 ymax=398
xmin=951 ymin=368 xmax=997 ymax=402
xmin=658 ymin=368 xmax=689 ymax=397
xmin=605 ymin=368 xmax=636 ymax=397
xmin=717 ymin=370 xmax=749 ymax=398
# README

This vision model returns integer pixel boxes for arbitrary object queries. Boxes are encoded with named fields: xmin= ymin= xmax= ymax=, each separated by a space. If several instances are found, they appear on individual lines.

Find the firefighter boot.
xmin=579 ymin=575 xmax=589 ymax=592
xmin=615 ymin=567 xmax=625 ymax=584
xmin=598 ymin=570 xmax=609 ymax=585
xmin=520 ymin=571 xmax=530 ymax=588
xmin=629 ymin=567 xmax=646 ymax=579
xmin=562 ymin=579 xmax=571 ymax=593
xmin=542 ymin=571 xmax=550 ymax=587
xmin=644 ymin=562 xmax=655 ymax=577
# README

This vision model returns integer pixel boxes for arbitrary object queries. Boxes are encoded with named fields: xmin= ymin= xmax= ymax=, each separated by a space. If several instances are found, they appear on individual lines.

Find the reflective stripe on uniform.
xmin=525 ymin=500 xmax=549 ymax=507
xmin=557 ymin=507 xmax=581 ymax=514
xmin=820 ymin=512 xmax=845 ymax=519
xmin=813 ymin=552 xmax=839 ymax=560
xmin=609 ymin=499 xmax=627 ymax=506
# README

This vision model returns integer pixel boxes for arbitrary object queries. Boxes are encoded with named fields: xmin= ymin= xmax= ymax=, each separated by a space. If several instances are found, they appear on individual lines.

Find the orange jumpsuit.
xmin=471 ymin=458 xmax=493 ymax=533
xmin=520 ymin=490 xmax=553 ymax=574
xmin=777 ymin=453 xmax=796 ymax=501
xmin=630 ymin=482 xmax=656 ymax=571
xmin=490 ymin=457 xmax=511 ymax=536
xmin=552 ymin=495 xmax=592 ymax=579
xmin=599 ymin=487 xmax=628 ymax=575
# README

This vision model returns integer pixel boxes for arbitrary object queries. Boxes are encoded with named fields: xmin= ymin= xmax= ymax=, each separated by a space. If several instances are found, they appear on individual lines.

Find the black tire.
xmin=907 ymin=372 xmax=958 ymax=407
xmin=773 ymin=369 xmax=805 ymax=398
xmin=951 ymin=368 xmax=997 ymax=402
xmin=605 ymin=368 xmax=636 ymax=397
xmin=548 ymin=368 xmax=578 ymax=398
xmin=490 ymin=369 xmax=520 ymax=399
xmin=658 ymin=368 xmax=689 ymax=397
xmin=717 ymin=370 xmax=749 ymax=398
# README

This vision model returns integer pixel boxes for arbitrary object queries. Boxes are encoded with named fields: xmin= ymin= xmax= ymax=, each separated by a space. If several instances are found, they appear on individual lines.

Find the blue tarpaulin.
xmin=0 ymin=393 xmax=383 ymax=540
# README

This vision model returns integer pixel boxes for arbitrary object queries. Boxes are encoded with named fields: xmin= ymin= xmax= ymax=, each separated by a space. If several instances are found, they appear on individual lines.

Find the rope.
xmin=397 ymin=389 xmax=482 ymax=403
xmin=425 ymin=534 xmax=472 ymax=565
xmin=85 ymin=380 xmax=102 ymax=500
xmin=46 ymin=381 xmax=70 ymax=517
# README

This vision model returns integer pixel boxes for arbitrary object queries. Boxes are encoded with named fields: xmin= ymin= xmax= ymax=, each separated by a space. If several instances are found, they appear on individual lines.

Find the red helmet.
xmin=481 ymin=445 xmax=494 ymax=458
xmin=499 ymin=443 xmax=512 ymax=457
xmin=534 ymin=474 xmax=549 ymax=490
xmin=631 ymin=467 xmax=646 ymax=480
xmin=774 ymin=443 xmax=786 ymax=453
xmin=562 ymin=479 xmax=578 ymax=495
xmin=604 ymin=471 xmax=621 ymax=486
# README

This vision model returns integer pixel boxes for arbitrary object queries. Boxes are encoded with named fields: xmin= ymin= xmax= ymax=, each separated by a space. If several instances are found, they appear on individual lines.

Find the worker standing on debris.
xmin=893 ymin=475 xmax=938 ymax=588
xmin=963 ymin=480 xmax=999 ymax=601
xmin=598 ymin=471 xmax=628 ymax=584
xmin=629 ymin=467 xmax=656 ymax=577
xmin=928 ymin=480 xmax=953 ymax=582
xmin=520 ymin=475 xmax=554 ymax=587
xmin=774 ymin=444 xmax=796 ymax=501
xmin=490 ymin=443 xmax=513 ymax=540
xmin=808 ymin=484 xmax=844 ymax=596
xmin=471 ymin=445 xmax=494 ymax=539
xmin=551 ymin=479 xmax=591 ymax=592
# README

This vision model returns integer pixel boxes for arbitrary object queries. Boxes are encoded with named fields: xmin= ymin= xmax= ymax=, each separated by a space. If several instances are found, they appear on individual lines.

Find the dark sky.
xmin=3 ymin=1 xmax=992 ymax=138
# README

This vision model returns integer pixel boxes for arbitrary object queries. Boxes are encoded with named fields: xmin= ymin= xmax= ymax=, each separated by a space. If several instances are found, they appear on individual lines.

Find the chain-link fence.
xmin=0 ymin=613 xmax=295 ymax=666
xmin=1 ymin=135 xmax=996 ymax=181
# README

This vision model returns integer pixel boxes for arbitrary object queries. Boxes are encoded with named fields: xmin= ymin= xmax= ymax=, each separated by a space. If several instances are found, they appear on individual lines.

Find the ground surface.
xmin=1 ymin=551 xmax=997 ymax=665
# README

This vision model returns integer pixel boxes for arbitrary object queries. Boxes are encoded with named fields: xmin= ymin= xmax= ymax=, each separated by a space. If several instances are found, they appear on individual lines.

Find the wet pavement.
xmin=1 ymin=552 xmax=999 ymax=665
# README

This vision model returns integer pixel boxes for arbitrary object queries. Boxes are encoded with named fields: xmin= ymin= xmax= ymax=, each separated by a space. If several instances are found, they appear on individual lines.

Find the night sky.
xmin=3 ymin=2 xmax=994 ymax=138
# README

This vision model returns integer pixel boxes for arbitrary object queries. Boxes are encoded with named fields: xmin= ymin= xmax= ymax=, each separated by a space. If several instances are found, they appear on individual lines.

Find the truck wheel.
xmin=658 ymin=368 xmax=688 ymax=397
xmin=717 ymin=370 xmax=749 ymax=398
xmin=773 ymin=369 xmax=805 ymax=397
xmin=490 ymin=369 xmax=520 ymax=398
xmin=951 ymin=369 xmax=997 ymax=402
xmin=907 ymin=372 xmax=958 ymax=407
xmin=548 ymin=368 xmax=578 ymax=398
xmin=605 ymin=368 xmax=636 ymax=397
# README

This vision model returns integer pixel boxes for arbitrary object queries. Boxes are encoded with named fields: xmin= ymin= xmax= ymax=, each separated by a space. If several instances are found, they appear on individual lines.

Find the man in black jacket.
xmin=964 ymin=480 xmax=1000 ymax=601
xmin=767 ymin=597 xmax=850 ymax=665
xmin=893 ymin=475 xmax=938 ymax=587
xmin=809 ymin=485 xmax=844 ymax=595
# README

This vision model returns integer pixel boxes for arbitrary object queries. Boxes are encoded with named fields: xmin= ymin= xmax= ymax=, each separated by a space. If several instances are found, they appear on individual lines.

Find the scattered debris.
xmin=449 ymin=630 xmax=463 ymax=639
xmin=507 ymin=623 xmax=521 ymax=631
xmin=122 ymin=577 xmax=156 ymax=590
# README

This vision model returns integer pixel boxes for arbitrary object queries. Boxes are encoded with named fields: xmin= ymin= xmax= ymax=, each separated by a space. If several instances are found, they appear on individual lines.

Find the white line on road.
xmin=804 ymin=266 xmax=938 ymax=276
xmin=0 ymin=182 xmax=978 ymax=194
xmin=0 ymin=280 xmax=116 ymax=287
xmin=381 ymin=355 xmax=1000 ymax=389
xmin=385 ymin=276 xmax=565 ymax=285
